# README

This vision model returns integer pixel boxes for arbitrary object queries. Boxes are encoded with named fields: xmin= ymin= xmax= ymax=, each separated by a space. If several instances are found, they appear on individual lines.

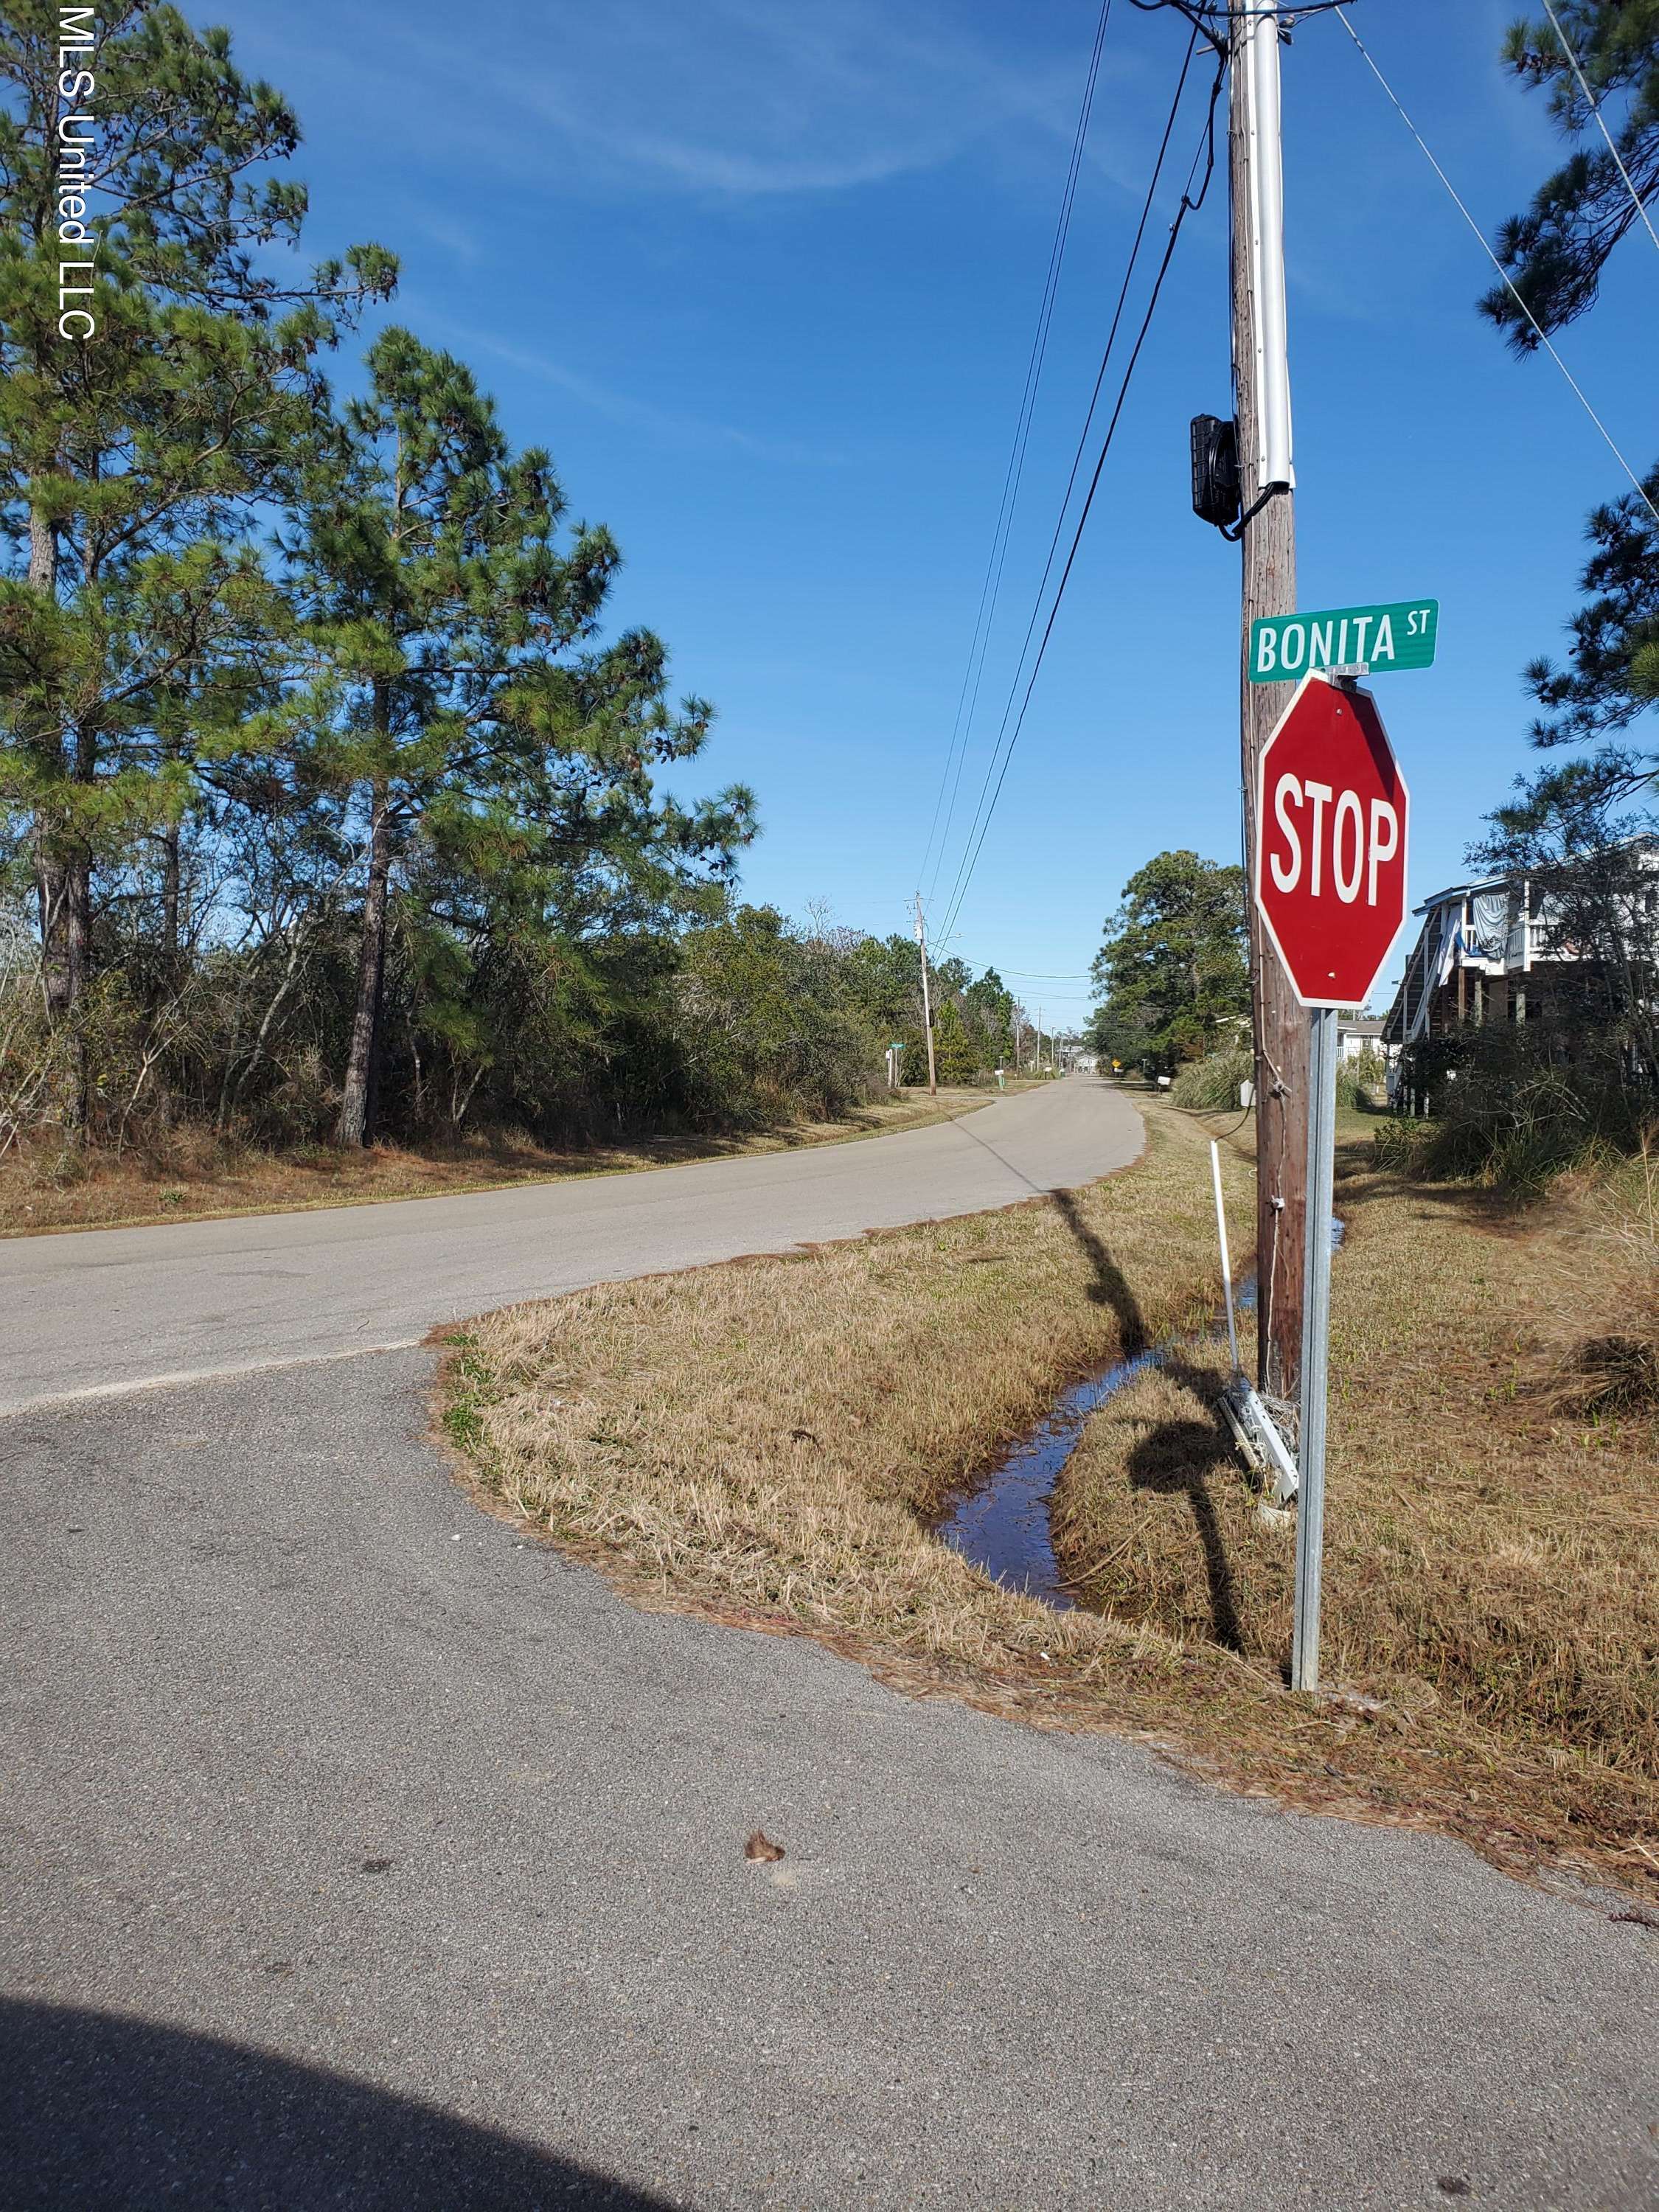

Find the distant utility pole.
xmin=1230 ymin=3 xmax=1307 ymax=1407
xmin=914 ymin=894 xmax=938 ymax=1096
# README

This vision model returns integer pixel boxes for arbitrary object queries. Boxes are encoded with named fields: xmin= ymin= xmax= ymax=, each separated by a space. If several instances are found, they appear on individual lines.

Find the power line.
xmin=938 ymin=28 xmax=1212 ymax=942
xmin=944 ymin=959 xmax=1096 ymax=979
xmin=931 ymin=24 xmax=1203 ymax=932
xmin=933 ymin=52 xmax=1225 ymax=950
xmin=1537 ymin=0 xmax=1659 ymax=259
xmin=917 ymin=0 xmax=1116 ymax=902
xmin=931 ymin=20 xmax=1203 ymax=931
xmin=1127 ymin=0 xmax=1357 ymax=46
xmin=1338 ymin=8 xmax=1659 ymax=527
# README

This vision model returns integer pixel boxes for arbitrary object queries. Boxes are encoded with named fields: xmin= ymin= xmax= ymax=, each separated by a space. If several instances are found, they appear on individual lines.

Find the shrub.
xmin=1169 ymin=1046 xmax=1253 ymax=1110
xmin=1393 ymin=1023 xmax=1652 ymax=1194
xmin=1336 ymin=1046 xmax=1389 ymax=1110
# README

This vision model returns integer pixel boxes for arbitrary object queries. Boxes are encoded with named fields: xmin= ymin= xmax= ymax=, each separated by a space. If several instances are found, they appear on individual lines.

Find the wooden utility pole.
xmin=914 ymin=894 xmax=938 ymax=1096
xmin=1229 ymin=4 xmax=1307 ymax=1405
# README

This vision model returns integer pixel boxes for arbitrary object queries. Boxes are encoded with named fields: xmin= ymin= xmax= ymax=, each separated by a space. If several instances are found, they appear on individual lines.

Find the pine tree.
xmin=1517 ymin=462 xmax=1659 ymax=781
xmin=963 ymin=966 xmax=1015 ymax=1068
xmin=1481 ymin=7 xmax=1659 ymax=804
xmin=1482 ymin=3 xmax=1659 ymax=348
xmin=276 ymin=328 xmax=754 ymax=1147
xmin=931 ymin=996 xmax=977 ymax=1083
xmin=0 ymin=0 xmax=396 ymax=1053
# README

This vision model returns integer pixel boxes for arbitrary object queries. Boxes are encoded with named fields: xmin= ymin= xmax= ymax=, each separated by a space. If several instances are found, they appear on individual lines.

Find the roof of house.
xmin=1410 ymin=873 xmax=1508 ymax=918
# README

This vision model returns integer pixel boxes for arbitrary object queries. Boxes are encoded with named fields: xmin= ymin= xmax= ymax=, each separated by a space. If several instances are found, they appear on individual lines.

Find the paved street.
xmin=4 ymin=1079 xmax=1657 ymax=2209
xmin=0 ymin=1077 xmax=1140 ymax=1412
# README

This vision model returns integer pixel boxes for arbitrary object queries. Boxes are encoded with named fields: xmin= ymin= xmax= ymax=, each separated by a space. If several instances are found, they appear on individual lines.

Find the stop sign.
xmin=1253 ymin=672 xmax=1408 ymax=1007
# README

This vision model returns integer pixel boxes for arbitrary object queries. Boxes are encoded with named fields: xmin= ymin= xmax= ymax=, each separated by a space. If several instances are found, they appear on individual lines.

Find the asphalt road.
xmin=4 ymin=1079 xmax=1657 ymax=2210
xmin=0 ymin=1076 xmax=1140 ymax=1412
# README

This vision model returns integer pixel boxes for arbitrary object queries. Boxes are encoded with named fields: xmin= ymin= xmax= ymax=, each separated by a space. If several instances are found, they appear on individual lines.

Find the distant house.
xmin=1336 ymin=1015 xmax=1386 ymax=1063
xmin=1382 ymin=845 xmax=1659 ymax=1054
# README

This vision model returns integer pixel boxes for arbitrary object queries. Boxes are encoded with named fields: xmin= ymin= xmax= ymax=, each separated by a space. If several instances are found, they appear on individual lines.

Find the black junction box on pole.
xmin=1189 ymin=413 xmax=1240 ymax=531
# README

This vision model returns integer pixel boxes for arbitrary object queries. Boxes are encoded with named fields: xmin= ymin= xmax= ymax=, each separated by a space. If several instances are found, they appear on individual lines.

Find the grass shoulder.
xmin=440 ymin=1088 xmax=1658 ymax=1901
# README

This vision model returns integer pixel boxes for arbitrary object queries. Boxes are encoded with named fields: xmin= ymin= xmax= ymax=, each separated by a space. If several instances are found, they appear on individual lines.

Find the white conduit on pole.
xmin=1211 ymin=1138 xmax=1240 ymax=1374
xmin=1245 ymin=8 xmax=1295 ymax=492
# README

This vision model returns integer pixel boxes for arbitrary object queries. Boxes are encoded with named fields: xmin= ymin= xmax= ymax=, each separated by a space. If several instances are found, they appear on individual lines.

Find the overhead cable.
xmin=934 ymin=51 xmax=1225 ymax=949
xmin=1338 ymin=9 xmax=1659 ymax=526
xmin=917 ymin=0 xmax=1116 ymax=902
xmin=931 ymin=21 xmax=1203 ymax=931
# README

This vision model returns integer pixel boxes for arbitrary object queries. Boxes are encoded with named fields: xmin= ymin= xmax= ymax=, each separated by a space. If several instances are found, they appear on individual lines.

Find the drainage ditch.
xmin=936 ymin=1222 xmax=1340 ymax=1609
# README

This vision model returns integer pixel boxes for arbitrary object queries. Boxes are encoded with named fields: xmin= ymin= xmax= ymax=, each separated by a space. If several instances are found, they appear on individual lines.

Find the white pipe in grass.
xmin=1210 ymin=1138 xmax=1240 ymax=1375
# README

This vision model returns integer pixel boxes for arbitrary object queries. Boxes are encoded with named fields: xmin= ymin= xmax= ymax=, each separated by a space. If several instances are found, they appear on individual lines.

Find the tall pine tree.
xmin=1483 ymin=5 xmax=1659 ymax=804
xmin=0 ymin=1 xmax=394 ymax=1054
xmin=276 ymin=328 xmax=754 ymax=1147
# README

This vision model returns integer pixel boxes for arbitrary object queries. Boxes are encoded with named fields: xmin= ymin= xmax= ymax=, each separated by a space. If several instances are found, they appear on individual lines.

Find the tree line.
xmin=0 ymin=4 xmax=1026 ymax=1162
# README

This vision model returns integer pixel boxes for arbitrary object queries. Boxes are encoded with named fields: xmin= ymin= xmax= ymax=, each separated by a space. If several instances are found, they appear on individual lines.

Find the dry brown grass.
xmin=0 ymin=1084 xmax=1026 ymax=1238
xmin=441 ymin=1094 xmax=1659 ymax=1899
xmin=1051 ymin=1124 xmax=1659 ymax=1875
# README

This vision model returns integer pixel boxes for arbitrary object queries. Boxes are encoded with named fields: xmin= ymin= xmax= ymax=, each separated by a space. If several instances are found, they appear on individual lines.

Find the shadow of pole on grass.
xmin=1049 ymin=1189 xmax=1149 ymax=1354
xmin=1047 ymin=1190 xmax=1244 ymax=1652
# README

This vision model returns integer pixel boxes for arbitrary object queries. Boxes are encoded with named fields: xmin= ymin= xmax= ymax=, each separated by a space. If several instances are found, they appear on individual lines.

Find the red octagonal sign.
xmin=1254 ymin=671 xmax=1409 ymax=1009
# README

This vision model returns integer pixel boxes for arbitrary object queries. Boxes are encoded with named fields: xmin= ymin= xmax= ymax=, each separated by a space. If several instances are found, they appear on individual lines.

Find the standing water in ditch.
xmin=933 ymin=1347 xmax=1174 ymax=1610
xmin=935 ymin=1224 xmax=1342 ymax=1609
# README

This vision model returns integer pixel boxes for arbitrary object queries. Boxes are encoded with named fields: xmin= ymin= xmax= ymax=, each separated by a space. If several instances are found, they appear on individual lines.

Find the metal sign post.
xmin=1292 ymin=1006 xmax=1339 ymax=1691
xmin=1252 ymin=669 xmax=1411 ymax=1694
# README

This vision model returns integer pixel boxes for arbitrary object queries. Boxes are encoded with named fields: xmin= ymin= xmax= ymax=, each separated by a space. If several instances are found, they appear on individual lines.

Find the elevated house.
xmin=1383 ymin=872 xmax=1545 ymax=1051
xmin=1382 ymin=843 xmax=1659 ymax=1064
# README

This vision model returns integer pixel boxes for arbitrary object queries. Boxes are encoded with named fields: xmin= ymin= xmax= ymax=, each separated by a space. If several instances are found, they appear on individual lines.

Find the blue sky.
xmin=220 ymin=0 xmax=1655 ymax=1025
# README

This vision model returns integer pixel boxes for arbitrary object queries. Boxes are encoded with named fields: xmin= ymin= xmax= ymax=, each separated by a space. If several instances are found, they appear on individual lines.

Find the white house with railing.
xmin=1383 ymin=844 xmax=1659 ymax=1059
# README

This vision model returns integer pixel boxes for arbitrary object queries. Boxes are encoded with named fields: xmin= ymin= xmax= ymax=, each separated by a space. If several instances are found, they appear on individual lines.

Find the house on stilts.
xmin=1382 ymin=844 xmax=1659 ymax=1108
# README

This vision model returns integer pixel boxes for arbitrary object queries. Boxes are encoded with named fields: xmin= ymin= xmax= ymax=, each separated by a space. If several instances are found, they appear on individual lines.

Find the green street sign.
xmin=1249 ymin=598 xmax=1438 ymax=683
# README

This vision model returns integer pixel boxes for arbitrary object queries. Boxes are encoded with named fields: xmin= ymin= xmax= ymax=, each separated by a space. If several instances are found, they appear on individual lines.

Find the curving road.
xmin=3 ymin=1077 xmax=1656 ymax=2211
xmin=0 ymin=1076 xmax=1140 ymax=1412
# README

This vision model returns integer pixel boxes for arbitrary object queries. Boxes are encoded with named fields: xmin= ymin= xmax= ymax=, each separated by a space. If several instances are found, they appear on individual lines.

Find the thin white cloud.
xmin=417 ymin=316 xmax=843 ymax=465
xmin=407 ymin=209 xmax=484 ymax=267
xmin=342 ymin=0 xmax=1090 ymax=202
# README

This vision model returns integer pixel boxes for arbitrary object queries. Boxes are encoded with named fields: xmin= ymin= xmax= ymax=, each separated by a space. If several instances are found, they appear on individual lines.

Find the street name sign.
xmin=1253 ymin=671 xmax=1409 ymax=1010
xmin=1249 ymin=597 xmax=1437 ymax=683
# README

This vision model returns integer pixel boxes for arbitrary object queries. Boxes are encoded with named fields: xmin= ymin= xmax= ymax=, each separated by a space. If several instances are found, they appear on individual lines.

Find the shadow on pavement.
xmin=1 ymin=1997 xmax=676 ymax=2211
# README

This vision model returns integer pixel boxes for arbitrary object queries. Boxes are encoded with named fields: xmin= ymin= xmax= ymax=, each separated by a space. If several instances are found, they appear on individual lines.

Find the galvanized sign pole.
xmin=1292 ymin=1004 xmax=1338 ymax=1691
xmin=1252 ymin=670 xmax=1411 ymax=1695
